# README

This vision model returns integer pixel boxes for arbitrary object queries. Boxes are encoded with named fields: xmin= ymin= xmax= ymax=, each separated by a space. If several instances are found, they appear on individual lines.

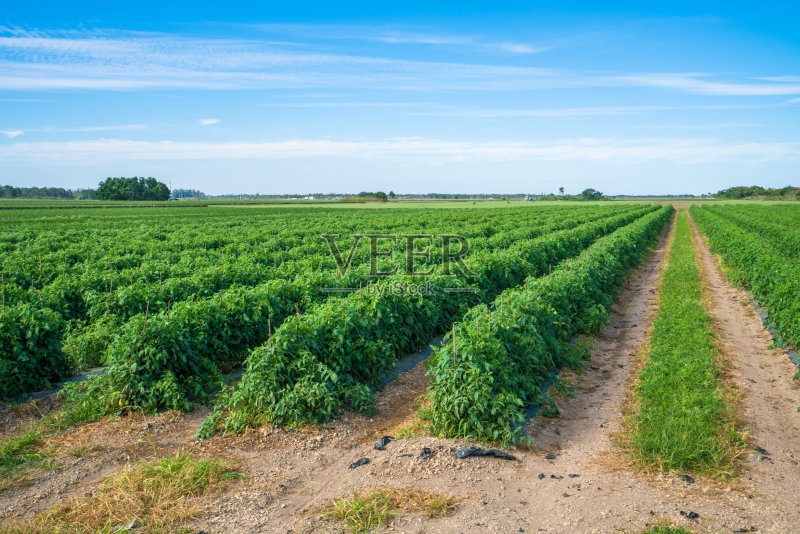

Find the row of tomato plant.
xmin=99 ymin=205 xmax=653 ymax=413
xmin=1 ymin=205 xmax=639 ymax=400
xmin=691 ymin=204 xmax=800 ymax=352
xmin=198 ymin=205 xmax=660 ymax=437
xmin=3 ymin=203 xmax=625 ymax=320
xmin=2 ymin=205 xmax=593 ymax=291
xmin=422 ymin=206 xmax=673 ymax=443
xmin=700 ymin=205 xmax=800 ymax=259
xmin=62 ymin=204 xmax=632 ymax=360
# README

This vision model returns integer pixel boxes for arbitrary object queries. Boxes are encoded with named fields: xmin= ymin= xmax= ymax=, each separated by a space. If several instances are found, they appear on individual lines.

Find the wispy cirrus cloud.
xmin=0 ymin=28 xmax=559 ymax=91
xmin=250 ymin=24 xmax=547 ymax=54
xmin=198 ymin=118 xmax=220 ymax=126
xmin=373 ymin=31 xmax=471 ymax=46
xmin=414 ymin=105 xmax=667 ymax=118
xmin=373 ymin=31 xmax=546 ymax=54
xmin=43 ymin=124 xmax=147 ymax=132
xmin=618 ymin=73 xmax=800 ymax=96
xmin=0 ymin=124 xmax=146 ymax=136
xmin=493 ymin=42 xmax=546 ymax=54
xmin=1 ymin=137 xmax=796 ymax=165
xmin=0 ymin=27 xmax=797 ymax=98
xmin=756 ymin=75 xmax=800 ymax=83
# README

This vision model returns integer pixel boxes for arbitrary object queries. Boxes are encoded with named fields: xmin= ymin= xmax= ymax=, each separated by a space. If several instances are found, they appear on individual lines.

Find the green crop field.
xmin=0 ymin=203 xmax=666 ymax=421
xmin=691 ymin=204 xmax=800 ymax=356
xmin=3 ymin=201 xmax=800 ymax=534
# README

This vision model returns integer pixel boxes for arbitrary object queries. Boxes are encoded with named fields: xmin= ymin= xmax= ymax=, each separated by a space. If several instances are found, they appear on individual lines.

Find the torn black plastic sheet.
xmin=452 ymin=446 xmax=520 ymax=462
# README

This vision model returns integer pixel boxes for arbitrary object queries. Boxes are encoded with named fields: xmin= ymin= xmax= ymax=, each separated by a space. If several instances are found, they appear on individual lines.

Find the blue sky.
xmin=1 ymin=2 xmax=798 ymax=195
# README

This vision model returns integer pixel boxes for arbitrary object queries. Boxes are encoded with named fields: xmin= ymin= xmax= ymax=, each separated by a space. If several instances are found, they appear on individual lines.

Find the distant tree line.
xmin=95 ymin=177 xmax=170 ymax=201
xmin=534 ymin=188 xmax=607 ymax=201
xmin=171 ymin=188 xmax=207 ymax=199
xmin=1 ymin=185 xmax=76 ymax=199
xmin=715 ymin=185 xmax=799 ymax=199
xmin=2 ymin=177 xmax=172 ymax=201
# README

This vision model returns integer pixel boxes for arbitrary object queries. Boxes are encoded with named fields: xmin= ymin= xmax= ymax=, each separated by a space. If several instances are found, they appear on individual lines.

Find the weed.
xmin=394 ymin=420 xmax=428 ymax=440
xmin=4 ymin=453 xmax=242 ymax=533
xmin=629 ymin=211 xmax=741 ymax=476
xmin=324 ymin=487 xmax=460 ymax=532
xmin=66 ymin=444 xmax=104 ymax=458
xmin=0 ymin=430 xmax=57 ymax=489
xmin=641 ymin=523 xmax=693 ymax=534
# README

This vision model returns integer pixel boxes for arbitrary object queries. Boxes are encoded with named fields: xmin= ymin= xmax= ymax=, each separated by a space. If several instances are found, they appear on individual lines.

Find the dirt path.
xmin=4 ymin=212 xmax=800 ymax=533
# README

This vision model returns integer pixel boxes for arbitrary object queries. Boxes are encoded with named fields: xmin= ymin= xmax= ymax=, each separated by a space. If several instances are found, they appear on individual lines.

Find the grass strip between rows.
xmin=629 ymin=210 xmax=740 ymax=476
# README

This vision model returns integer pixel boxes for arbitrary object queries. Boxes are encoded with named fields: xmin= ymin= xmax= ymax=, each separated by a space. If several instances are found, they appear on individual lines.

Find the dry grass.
xmin=65 ymin=444 xmax=105 ymax=458
xmin=323 ymin=486 xmax=461 ymax=532
xmin=4 ymin=453 xmax=242 ymax=534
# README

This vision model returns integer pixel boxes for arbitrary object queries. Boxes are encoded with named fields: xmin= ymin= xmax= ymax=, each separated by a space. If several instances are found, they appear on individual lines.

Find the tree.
xmin=559 ymin=186 xmax=565 ymax=198
xmin=0 ymin=185 xmax=75 ymax=199
xmin=580 ymin=188 xmax=604 ymax=200
xmin=96 ymin=177 xmax=170 ymax=201
xmin=172 ymin=188 xmax=206 ymax=199
xmin=388 ymin=191 xmax=396 ymax=199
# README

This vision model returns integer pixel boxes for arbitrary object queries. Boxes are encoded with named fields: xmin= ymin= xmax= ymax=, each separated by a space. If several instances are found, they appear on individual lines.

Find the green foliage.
xmin=96 ymin=176 xmax=171 ymax=201
xmin=580 ymin=188 xmax=605 ymax=200
xmin=0 ymin=184 xmax=77 ymax=199
xmin=101 ymin=281 xmax=303 ymax=412
xmin=1 ymin=203 xmax=653 ymax=409
xmin=715 ymin=185 xmax=798 ymax=199
xmin=0 ymin=303 xmax=72 ymax=400
xmin=63 ymin=315 xmax=121 ymax=368
xmin=632 ymin=211 xmax=737 ymax=474
xmin=692 ymin=205 xmax=800 ymax=354
xmin=0 ymin=429 xmax=49 ymax=483
xmin=208 ymin=206 xmax=659 ymax=435
xmin=423 ymin=207 xmax=672 ymax=443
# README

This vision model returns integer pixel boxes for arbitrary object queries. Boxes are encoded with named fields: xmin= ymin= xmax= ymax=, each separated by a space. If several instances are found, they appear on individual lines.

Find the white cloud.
xmin=785 ymin=97 xmax=800 ymax=104
xmin=756 ymin=76 xmax=800 ymax=83
xmin=0 ymin=28 xmax=796 ymax=97
xmin=264 ymin=101 xmax=422 ymax=109
xmin=198 ymin=119 xmax=220 ymax=126
xmin=46 ymin=124 xmax=147 ymax=132
xmin=250 ymin=24 xmax=547 ymax=55
xmin=375 ymin=32 xmax=472 ymax=46
xmin=619 ymin=73 xmax=800 ymax=96
xmin=1 ymin=130 xmax=23 ymax=139
xmin=492 ymin=42 xmax=547 ymax=54
xmin=415 ymin=105 xmax=667 ymax=118
xmin=1 ymin=137 xmax=796 ymax=165
xmin=0 ymin=27 xmax=560 ymax=92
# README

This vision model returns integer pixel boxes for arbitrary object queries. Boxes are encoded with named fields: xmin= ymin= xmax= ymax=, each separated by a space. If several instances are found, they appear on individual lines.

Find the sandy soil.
xmin=2 ymin=212 xmax=799 ymax=534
